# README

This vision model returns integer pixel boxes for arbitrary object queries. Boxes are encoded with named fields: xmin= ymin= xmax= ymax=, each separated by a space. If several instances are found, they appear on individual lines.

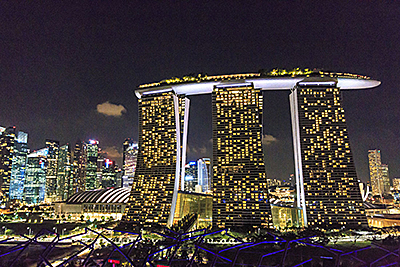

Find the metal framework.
xmin=0 ymin=227 xmax=399 ymax=266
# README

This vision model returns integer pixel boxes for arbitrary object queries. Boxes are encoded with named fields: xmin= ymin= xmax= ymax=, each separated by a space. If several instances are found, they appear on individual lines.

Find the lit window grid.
xmin=124 ymin=92 xmax=186 ymax=227
xmin=297 ymin=87 xmax=367 ymax=227
xmin=212 ymin=85 xmax=272 ymax=229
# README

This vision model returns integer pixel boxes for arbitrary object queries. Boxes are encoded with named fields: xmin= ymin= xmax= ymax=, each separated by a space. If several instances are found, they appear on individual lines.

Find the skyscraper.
xmin=380 ymin=164 xmax=390 ymax=194
xmin=9 ymin=131 xmax=29 ymax=201
xmin=212 ymin=83 xmax=271 ymax=229
xmin=0 ymin=127 xmax=16 ymax=205
xmin=45 ymin=139 xmax=59 ymax=202
xmin=23 ymin=148 xmax=48 ymax=204
xmin=72 ymin=141 xmax=85 ymax=194
xmin=57 ymin=144 xmax=72 ymax=201
xmin=101 ymin=158 xmax=116 ymax=188
xmin=84 ymin=140 xmax=99 ymax=190
xmin=198 ymin=158 xmax=211 ymax=193
xmin=122 ymin=139 xmax=138 ymax=188
xmin=368 ymin=149 xmax=391 ymax=196
xmin=184 ymin=161 xmax=198 ymax=192
xmin=123 ymin=91 xmax=190 ymax=228
xmin=290 ymin=77 xmax=367 ymax=228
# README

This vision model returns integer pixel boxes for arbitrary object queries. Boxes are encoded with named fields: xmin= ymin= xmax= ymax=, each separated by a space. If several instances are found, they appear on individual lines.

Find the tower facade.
xmin=380 ymin=164 xmax=390 ymax=194
xmin=23 ymin=148 xmax=48 ymax=204
xmin=84 ymin=140 xmax=99 ymax=190
xmin=72 ymin=141 xmax=85 ymax=194
xmin=123 ymin=91 xmax=190 ymax=227
xmin=212 ymin=83 xmax=271 ymax=229
xmin=198 ymin=158 xmax=211 ymax=193
xmin=122 ymin=139 xmax=138 ymax=187
xmin=0 ymin=127 xmax=16 ymax=205
xmin=57 ymin=144 xmax=72 ymax=201
xmin=9 ymin=131 xmax=29 ymax=200
xmin=290 ymin=77 xmax=367 ymax=228
xmin=45 ymin=139 xmax=59 ymax=202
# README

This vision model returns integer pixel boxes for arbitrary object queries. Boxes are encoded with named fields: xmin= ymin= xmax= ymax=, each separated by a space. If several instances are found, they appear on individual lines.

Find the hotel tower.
xmin=290 ymin=77 xmax=367 ymax=228
xmin=212 ymin=83 xmax=271 ymax=228
xmin=123 ymin=91 xmax=189 ymax=227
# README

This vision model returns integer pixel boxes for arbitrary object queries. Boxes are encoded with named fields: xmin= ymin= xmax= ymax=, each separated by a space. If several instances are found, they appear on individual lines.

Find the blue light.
xmin=189 ymin=161 xmax=196 ymax=166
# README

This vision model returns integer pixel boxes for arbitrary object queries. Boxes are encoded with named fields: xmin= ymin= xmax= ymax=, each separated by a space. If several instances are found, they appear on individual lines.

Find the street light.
xmin=2 ymin=226 xmax=6 ymax=235
xmin=62 ymin=228 xmax=66 ymax=236
xmin=53 ymin=227 xmax=57 ymax=234
xmin=27 ymin=227 xmax=31 ymax=236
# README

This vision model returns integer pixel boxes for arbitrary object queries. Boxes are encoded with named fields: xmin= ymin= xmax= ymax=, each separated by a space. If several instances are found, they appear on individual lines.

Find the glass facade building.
xmin=84 ymin=140 xmax=99 ymax=190
xmin=123 ymin=91 xmax=190 ymax=228
xmin=9 ymin=131 xmax=29 ymax=200
xmin=45 ymin=139 xmax=59 ymax=202
xmin=0 ymin=127 xmax=17 ymax=205
xmin=198 ymin=158 xmax=211 ymax=193
xmin=212 ymin=83 xmax=271 ymax=229
xmin=369 ymin=149 xmax=383 ymax=196
xmin=290 ymin=77 xmax=367 ymax=228
xmin=57 ymin=144 xmax=72 ymax=201
xmin=23 ymin=154 xmax=47 ymax=204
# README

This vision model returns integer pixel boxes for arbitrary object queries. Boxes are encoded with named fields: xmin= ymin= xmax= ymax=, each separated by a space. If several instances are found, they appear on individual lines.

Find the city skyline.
xmin=1 ymin=2 xmax=400 ymax=182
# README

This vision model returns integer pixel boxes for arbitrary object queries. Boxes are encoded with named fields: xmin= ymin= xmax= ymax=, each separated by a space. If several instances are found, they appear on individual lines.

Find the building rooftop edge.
xmin=135 ymin=74 xmax=381 ymax=98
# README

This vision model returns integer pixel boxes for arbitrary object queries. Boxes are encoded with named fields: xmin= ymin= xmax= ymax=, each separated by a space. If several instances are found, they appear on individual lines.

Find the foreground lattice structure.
xmin=0 ymin=227 xmax=399 ymax=266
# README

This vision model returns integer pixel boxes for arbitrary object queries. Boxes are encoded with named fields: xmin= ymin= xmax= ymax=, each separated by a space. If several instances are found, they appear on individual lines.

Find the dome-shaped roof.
xmin=66 ymin=187 xmax=131 ymax=204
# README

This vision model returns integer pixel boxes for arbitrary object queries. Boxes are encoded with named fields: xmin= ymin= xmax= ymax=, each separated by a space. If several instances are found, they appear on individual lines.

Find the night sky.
xmin=1 ymin=1 xmax=399 ymax=182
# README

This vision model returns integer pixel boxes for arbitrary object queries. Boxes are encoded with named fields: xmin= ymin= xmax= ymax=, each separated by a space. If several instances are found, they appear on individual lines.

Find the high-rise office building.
xmin=369 ymin=149 xmax=383 ymax=196
xmin=84 ymin=140 xmax=99 ymax=190
xmin=184 ymin=161 xmax=198 ymax=192
xmin=9 ymin=131 xmax=29 ymax=200
xmin=197 ymin=158 xmax=211 ymax=193
xmin=0 ymin=127 xmax=17 ymax=205
xmin=368 ymin=149 xmax=390 ymax=196
xmin=101 ymin=158 xmax=116 ymax=188
xmin=380 ymin=164 xmax=390 ymax=194
xmin=23 ymin=148 xmax=48 ymax=204
xmin=72 ymin=141 xmax=85 ymax=194
xmin=123 ymin=139 xmax=138 ymax=178
xmin=45 ymin=139 xmax=59 ymax=202
xmin=290 ymin=77 xmax=367 ymax=228
xmin=212 ymin=83 xmax=271 ymax=229
xmin=57 ymin=144 xmax=72 ymax=201
xmin=123 ymin=91 xmax=190 ymax=228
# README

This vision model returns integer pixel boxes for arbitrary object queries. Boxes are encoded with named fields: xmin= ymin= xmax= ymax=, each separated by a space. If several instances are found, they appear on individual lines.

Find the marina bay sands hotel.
xmin=123 ymin=69 xmax=380 ymax=229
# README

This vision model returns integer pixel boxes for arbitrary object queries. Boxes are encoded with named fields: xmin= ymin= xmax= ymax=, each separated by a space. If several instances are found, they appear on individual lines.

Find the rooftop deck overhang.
xmin=135 ymin=77 xmax=381 ymax=98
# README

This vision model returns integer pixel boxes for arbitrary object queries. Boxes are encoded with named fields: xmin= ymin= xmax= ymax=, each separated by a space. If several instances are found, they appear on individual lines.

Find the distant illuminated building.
xmin=72 ymin=141 xmax=85 ymax=194
xmin=57 ymin=144 xmax=72 ymax=201
xmin=123 ymin=91 xmax=190 ymax=228
xmin=290 ymin=77 xmax=367 ymax=228
xmin=9 ymin=131 xmax=29 ymax=201
xmin=369 ymin=149 xmax=383 ymax=196
xmin=44 ymin=139 xmax=59 ymax=202
xmin=184 ymin=161 xmax=198 ymax=192
xmin=84 ymin=140 xmax=99 ymax=190
xmin=23 ymin=149 xmax=48 ymax=204
xmin=123 ymin=139 xmax=138 ymax=177
xmin=212 ymin=83 xmax=271 ymax=229
xmin=380 ymin=164 xmax=390 ymax=194
xmin=197 ymin=158 xmax=211 ymax=193
xmin=122 ymin=139 xmax=138 ymax=188
xmin=129 ymin=69 xmax=379 ymax=230
xmin=0 ymin=127 xmax=17 ymax=205
xmin=393 ymin=178 xmax=400 ymax=191
xmin=101 ymin=158 xmax=116 ymax=188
